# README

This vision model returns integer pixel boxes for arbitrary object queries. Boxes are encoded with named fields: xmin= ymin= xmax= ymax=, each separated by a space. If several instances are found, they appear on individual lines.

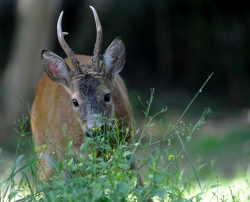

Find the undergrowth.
xmin=1 ymin=73 xmax=248 ymax=201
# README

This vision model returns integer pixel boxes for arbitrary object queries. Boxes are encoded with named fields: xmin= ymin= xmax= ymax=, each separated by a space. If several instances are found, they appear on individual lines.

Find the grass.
xmin=1 ymin=73 xmax=250 ymax=201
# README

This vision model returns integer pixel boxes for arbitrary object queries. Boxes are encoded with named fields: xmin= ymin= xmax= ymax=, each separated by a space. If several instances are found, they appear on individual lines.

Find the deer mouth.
xmin=85 ymin=125 xmax=106 ymax=138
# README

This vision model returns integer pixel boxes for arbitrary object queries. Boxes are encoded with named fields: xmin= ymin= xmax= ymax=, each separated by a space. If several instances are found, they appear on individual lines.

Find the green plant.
xmin=4 ymin=73 xmax=249 ymax=201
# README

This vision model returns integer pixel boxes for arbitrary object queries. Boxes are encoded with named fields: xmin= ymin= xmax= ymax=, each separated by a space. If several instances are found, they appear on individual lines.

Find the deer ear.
xmin=41 ymin=50 xmax=73 ymax=86
xmin=103 ymin=37 xmax=126 ymax=77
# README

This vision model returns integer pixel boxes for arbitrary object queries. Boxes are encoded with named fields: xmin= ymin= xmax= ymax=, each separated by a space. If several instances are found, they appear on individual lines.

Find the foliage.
xmin=1 ymin=80 xmax=249 ymax=201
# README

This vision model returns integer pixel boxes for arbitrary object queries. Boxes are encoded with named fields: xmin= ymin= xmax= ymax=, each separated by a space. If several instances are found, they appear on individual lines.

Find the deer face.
xmin=42 ymin=7 xmax=125 ymax=136
xmin=42 ymin=37 xmax=125 ymax=137
xmin=41 ymin=8 xmax=126 ymax=137
xmin=69 ymin=71 xmax=115 ymax=137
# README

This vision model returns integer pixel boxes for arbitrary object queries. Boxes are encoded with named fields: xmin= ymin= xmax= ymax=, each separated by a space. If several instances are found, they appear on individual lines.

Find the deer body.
xmin=31 ymin=54 xmax=133 ymax=179
xmin=30 ymin=7 xmax=143 ymax=186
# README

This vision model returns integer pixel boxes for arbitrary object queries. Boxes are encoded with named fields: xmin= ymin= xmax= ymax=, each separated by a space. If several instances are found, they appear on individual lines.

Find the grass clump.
xmin=2 ymin=73 xmax=248 ymax=201
xmin=0 ymin=91 xmax=207 ymax=202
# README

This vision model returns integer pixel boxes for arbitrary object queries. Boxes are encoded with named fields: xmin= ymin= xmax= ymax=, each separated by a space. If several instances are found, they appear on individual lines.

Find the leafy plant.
xmin=3 ymin=73 xmax=248 ymax=201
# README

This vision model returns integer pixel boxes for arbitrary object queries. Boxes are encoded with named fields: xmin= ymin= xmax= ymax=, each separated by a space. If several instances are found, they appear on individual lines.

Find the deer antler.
xmin=90 ymin=6 xmax=103 ymax=72
xmin=57 ymin=11 xmax=80 ymax=72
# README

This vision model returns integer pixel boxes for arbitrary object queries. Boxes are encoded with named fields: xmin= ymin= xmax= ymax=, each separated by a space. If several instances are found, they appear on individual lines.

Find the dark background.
xmin=0 ymin=0 xmax=249 ymax=176
xmin=1 ymin=1 xmax=250 ymax=109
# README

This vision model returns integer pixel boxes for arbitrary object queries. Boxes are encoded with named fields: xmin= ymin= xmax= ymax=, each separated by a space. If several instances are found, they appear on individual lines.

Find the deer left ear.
xmin=41 ymin=50 xmax=73 ymax=86
xmin=103 ymin=37 xmax=126 ymax=77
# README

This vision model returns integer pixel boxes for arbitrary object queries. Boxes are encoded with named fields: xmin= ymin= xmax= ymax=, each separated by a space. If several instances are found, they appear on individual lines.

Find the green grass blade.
xmin=2 ymin=155 xmax=25 ymax=183
xmin=173 ymin=72 xmax=213 ymax=127
xmin=3 ymin=184 xmax=10 ymax=201
xmin=11 ymin=155 xmax=25 ymax=175
xmin=175 ymin=129 xmax=202 ymax=191
xmin=43 ymin=154 xmax=73 ymax=181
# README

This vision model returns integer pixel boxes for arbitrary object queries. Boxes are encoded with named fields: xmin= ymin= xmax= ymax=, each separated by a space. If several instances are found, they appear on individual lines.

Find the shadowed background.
xmin=0 ymin=0 xmax=250 ymax=178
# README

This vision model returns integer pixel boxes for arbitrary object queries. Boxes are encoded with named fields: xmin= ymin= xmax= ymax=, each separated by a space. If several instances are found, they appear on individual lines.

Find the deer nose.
xmin=86 ymin=125 xmax=105 ymax=138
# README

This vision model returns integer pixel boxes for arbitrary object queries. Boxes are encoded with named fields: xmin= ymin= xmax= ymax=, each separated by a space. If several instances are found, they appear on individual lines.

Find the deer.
xmin=30 ymin=6 xmax=144 ymax=187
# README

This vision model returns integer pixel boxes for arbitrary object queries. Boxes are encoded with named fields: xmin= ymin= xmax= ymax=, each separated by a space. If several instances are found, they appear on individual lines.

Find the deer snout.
xmin=85 ymin=114 xmax=105 ymax=138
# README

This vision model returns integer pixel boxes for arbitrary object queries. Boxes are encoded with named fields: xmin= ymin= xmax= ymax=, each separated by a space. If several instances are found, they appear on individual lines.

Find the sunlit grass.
xmin=1 ymin=164 xmax=249 ymax=202
xmin=1 ymin=121 xmax=250 ymax=201
xmin=2 ymin=74 xmax=249 ymax=201
xmin=183 ymin=176 xmax=250 ymax=202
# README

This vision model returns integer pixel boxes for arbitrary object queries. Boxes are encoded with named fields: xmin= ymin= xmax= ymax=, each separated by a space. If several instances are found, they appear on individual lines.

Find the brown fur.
xmin=30 ymin=55 xmax=142 ymax=183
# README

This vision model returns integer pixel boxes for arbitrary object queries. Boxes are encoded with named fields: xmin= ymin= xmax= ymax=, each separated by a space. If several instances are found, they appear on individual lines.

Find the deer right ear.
xmin=41 ymin=50 xmax=73 ymax=86
xmin=103 ymin=37 xmax=126 ymax=77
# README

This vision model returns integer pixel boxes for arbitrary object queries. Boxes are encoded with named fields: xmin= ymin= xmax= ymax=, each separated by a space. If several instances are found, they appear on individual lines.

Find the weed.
xmin=1 ymin=73 xmax=249 ymax=201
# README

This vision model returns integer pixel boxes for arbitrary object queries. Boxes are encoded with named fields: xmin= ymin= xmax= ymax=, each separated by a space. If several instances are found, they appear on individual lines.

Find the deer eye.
xmin=72 ymin=99 xmax=79 ymax=107
xmin=104 ymin=93 xmax=111 ymax=102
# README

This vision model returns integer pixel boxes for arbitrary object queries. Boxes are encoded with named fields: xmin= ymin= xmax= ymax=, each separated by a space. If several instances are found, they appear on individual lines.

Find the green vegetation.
xmin=1 ymin=79 xmax=250 ymax=201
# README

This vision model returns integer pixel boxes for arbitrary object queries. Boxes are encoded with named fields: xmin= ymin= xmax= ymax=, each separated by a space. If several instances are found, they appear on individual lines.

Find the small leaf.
xmin=58 ymin=160 xmax=63 ymax=173
xmin=11 ymin=155 xmax=25 ymax=175
xmin=80 ymin=137 xmax=91 ymax=152
xmin=146 ymin=123 xmax=154 ymax=128
xmin=210 ymin=184 xmax=221 ymax=188
xmin=123 ymin=151 xmax=133 ymax=157
xmin=134 ymin=142 xmax=140 ymax=147
xmin=197 ymin=163 xmax=207 ymax=170
xmin=67 ymin=139 xmax=73 ymax=147
xmin=119 ymin=163 xmax=129 ymax=170
xmin=149 ymin=187 xmax=166 ymax=199
xmin=38 ymin=152 xmax=42 ymax=160
xmin=43 ymin=154 xmax=58 ymax=169
xmin=91 ymin=114 xmax=102 ymax=119
xmin=8 ymin=191 xmax=18 ymax=200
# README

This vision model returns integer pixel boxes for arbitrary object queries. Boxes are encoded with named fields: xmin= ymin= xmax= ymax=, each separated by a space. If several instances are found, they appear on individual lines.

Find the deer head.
xmin=41 ymin=6 xmax=126 ymax=137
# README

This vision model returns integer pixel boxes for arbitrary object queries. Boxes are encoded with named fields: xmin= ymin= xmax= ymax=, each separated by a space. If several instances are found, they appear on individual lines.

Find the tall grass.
xmin=1 ymin=73 xmax=249 ymax=201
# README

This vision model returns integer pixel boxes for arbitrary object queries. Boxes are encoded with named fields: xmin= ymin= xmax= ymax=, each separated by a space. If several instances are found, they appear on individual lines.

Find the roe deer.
xmin=30 ymin=6 xmax=144 ymax=186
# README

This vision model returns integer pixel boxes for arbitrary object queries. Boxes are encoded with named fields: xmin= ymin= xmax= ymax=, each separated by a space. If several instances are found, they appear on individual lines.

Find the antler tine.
xmin=90 ymin=6 xmax=103 ymax=72
xmin=57 ymin=11 xmax=80 ymax=72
